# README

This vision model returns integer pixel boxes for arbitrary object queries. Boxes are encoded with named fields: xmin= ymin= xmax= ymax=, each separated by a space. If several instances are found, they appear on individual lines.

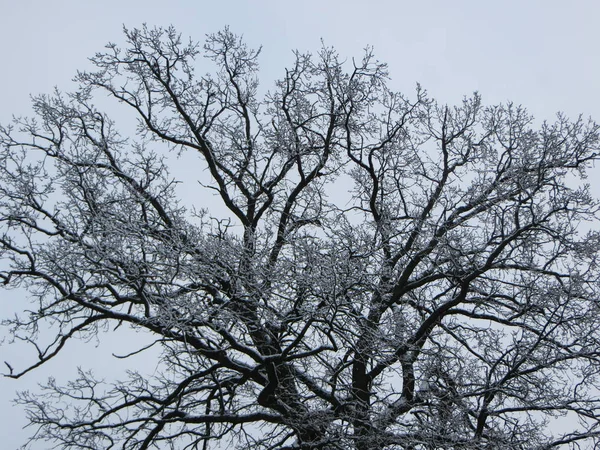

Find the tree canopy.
xmin=2 ymin=26 xmax=600 ymax=449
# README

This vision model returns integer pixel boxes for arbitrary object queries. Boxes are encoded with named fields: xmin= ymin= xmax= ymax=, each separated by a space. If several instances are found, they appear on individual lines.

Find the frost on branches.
xmin=2 ymin=26 xmax=600 ymax=449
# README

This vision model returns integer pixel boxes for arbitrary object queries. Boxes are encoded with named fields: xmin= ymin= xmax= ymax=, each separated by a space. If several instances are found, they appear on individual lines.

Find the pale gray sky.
xmin=1 ymin=1 xmax=599 ymax=448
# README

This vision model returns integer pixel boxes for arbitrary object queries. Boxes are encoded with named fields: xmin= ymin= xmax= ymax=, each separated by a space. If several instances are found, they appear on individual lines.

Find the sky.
xmin=1 ymin=1 xmax=599 ymax=448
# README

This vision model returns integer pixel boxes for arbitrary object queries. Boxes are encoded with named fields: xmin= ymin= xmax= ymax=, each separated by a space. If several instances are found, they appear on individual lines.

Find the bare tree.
xmin=2 ymin=26 xmax=600 ymax=449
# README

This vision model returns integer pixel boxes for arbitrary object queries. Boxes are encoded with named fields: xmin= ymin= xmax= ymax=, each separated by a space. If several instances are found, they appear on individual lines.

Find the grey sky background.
xmin=1 ymin=1 xmax=599 ymax=448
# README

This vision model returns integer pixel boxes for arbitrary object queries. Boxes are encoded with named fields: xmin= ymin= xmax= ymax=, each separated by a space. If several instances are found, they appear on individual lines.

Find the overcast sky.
xmin=1 ymin=1 xmax=600 ymax=448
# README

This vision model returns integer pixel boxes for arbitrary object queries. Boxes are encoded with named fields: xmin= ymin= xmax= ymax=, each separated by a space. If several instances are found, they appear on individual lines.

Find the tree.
xmin=2 ymin=25 xmax=600 ymax=449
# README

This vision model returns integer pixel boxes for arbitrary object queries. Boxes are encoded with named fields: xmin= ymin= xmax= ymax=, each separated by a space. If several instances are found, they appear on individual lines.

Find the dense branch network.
xmin=1 ymin=26 xmax=600 ymax=449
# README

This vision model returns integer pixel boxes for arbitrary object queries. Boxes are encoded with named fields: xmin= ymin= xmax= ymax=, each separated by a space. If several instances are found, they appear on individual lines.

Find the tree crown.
xmin=2 ymin=26 xmax=600 ymax=449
